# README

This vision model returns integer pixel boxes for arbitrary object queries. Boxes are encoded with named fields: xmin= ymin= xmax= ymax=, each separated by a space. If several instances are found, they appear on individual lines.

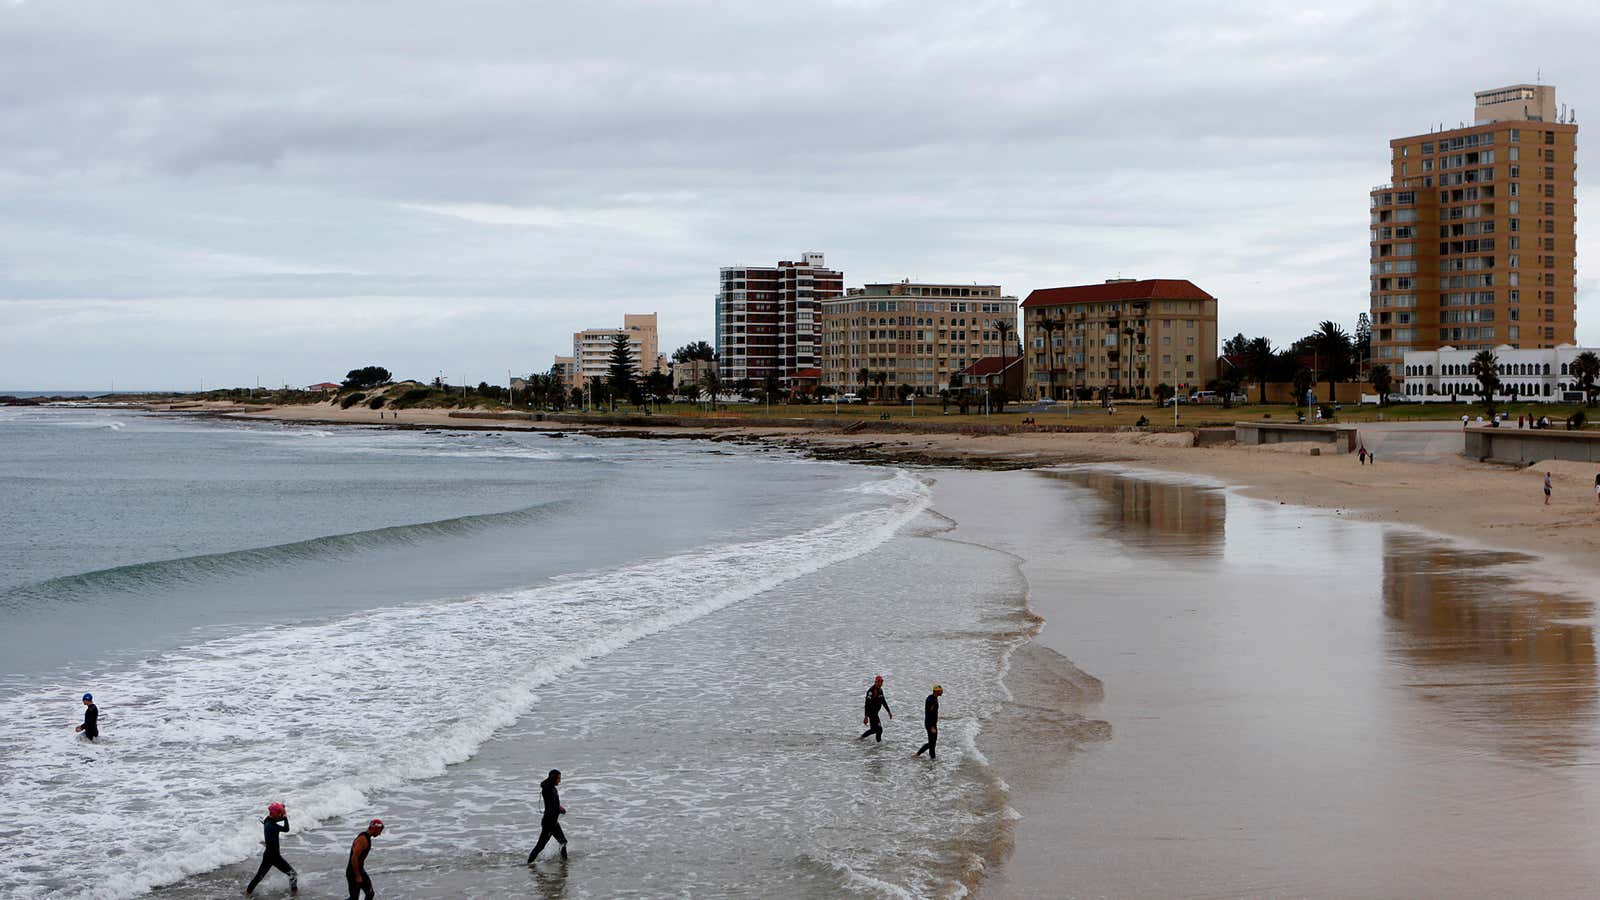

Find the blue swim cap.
xmin=82 ymin=693 xmax=92 ymax=701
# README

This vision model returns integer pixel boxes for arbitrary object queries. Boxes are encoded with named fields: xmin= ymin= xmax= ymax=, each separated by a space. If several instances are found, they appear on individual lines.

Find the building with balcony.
xmin=569 ymin=314 xmax=661 ymax=388
xmin=1370 ymin=85 xmax=1578 ymax=376
xmin=550 ymin=355 xmax=577 ymax=388
xmin=818 ymin=281 xmax=1018 ymax=396
xmin=716 ymin=252 xmax=843 ymax=389
xmin=1020 ymin=278 xmax=1218 ymax=400
xmin=1401 ymin=344 xmax=1598 ymax=402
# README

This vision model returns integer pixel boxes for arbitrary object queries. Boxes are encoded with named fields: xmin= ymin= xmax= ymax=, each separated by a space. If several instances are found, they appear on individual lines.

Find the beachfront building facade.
xmin=1370 ymin=84 xmax=1579 ymax=377
xmin=671 ymin=357 xmax=718 ymax=390
xmin=569 ymin=314 xmax=662 ymax=388
xmin=716 ymin=253 xmax=844 ymax=389
xmin=818 ymin=281 xmax=1018 ymax=397
xmin=1020 ymin=278 xmax=1219 ymax=400
xmin=550 ymin=355 xmax=577 ymax=388
xmin=956 ymin=355 xmax=1025 ymax=399
xmin=1400 ymin=344 xmax=1598 ymax=402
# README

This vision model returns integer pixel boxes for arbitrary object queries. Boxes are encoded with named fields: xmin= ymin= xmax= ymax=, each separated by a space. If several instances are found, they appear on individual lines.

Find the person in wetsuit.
xmin=345 ymin=818 xmax=383 ymax=900
xmin=76 ymin=693 xmax=98 ymax=741
xmin=246 ymin=802 xmax=297 ymax=895
xmin=527 ymin=769 xmax=568 ymax=863
xmin=859 ymin=675 xmax=893 ymax=742
xmin=914 ymin=684 xmax=943 ymax=760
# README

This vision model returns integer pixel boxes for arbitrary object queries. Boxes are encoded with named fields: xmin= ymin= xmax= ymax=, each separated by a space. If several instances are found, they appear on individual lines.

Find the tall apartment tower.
xmin=1369 ymin=85 xmax=1578 ymax=374
xmin=716 ymin=252 xmax=844 ymax=386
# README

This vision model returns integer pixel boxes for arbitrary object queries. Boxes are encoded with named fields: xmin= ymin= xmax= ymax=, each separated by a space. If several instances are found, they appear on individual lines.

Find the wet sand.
xmin=934 ymin=468 xmax=1600 ymax=898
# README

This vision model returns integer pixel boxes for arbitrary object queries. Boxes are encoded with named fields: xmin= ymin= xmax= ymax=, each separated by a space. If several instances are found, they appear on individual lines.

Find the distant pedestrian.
xmin=1594 ymin=471 xmax=1599 ymax=504
xmin=527 ymin=769 xmax=568 ymax=863
xmin=914 ymin=685 xmax=943 ymax=760
xmin=1368 ymin=450 xmax=1375 ymax=466
xmin=859 ymin=675 xmax=893 ymax=742
xmin=1357 ymin=446 xmax=1368 ymax=465
xmin=75 ymin=693 xmax=98 ymax=741
xmin=1545 ymin=472 xmax=1553 ymax=505
xmin=245 ymin=802 xmax=297 ymax=895
xmin=1462 ymin=414 xmax=1469 ymax=429
xmin=1519 ymin=414 xmax=1526 ymax=428
xmin=345 ymin=819 xmax=383 ymax=900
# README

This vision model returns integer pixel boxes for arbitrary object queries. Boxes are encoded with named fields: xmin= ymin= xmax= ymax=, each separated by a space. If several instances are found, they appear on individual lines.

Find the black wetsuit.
xmin=345 ymin=832 xmax=374 ymax=900
xmin=860 ymin=684 xmax=892 ymax=742
xmin=915 ymin=693 xmax=940 ymax=759
xmin=246 ymin=816 xmax=296 ymax=894
xmin=82 ymin=702 xmax=98 ymax=741
xmin=527 ymin=777 xmax=567 ymax=862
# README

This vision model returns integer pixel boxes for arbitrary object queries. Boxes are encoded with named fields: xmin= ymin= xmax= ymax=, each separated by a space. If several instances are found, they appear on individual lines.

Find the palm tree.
xmin=1573 ymin=351 xmax=1600 ymax=408
xmin=856 ymin=367 xmax=871 ymax=398
xmin=1309 ymin=321 xmax=1354 ymax=403
xmin=1038 ymin=318 xmax=1064 ymax=400
xmin=872 ymin=370 xmax=889 ymax=401
xmin=1369 ymin=364 xmax=1393 ymax=407
xmin=1470 ymin=350 xmax=1500 ymax=415
xmin=701 ymin=370 xmax=722 ymax=407
xmin=1245 ymin=336 xmax=1276 ymax=404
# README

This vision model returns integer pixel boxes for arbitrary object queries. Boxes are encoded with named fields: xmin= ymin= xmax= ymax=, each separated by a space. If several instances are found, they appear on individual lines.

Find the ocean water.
xmin=0 ymin=408 xmax=1026 ymax=899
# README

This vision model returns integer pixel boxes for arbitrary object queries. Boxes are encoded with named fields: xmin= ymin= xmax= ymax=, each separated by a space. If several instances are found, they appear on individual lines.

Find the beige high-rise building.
xmin=819 ymin=281 xmax=1018 ymax=396
xmin=1369 ymin=85 xmax=1578 ymax=374
xmin=570 ymin=313 xmax=661 ymax=388
xmin=1021 ymin=278 xmax=1218 ymax=400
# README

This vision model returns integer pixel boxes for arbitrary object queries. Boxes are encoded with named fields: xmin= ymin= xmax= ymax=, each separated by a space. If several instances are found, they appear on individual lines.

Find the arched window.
xmin=1562 ymin=363 xmax=1569 ymax=375
xmin=1544 ymin=363 xmax=1552 ymax=375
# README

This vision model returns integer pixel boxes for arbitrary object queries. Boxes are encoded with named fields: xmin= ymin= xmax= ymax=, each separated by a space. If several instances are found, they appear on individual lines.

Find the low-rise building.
xmin=1401 ymin=344 xmax=1598 ymax=401
xmin=819 ymin=280 xmax=1018 ymax=396
xmin=672 ymin=357 xmax=718 ymax=390
xmin=1021 ymin=278 xmax=1218 ymax=400
xmin=956 ymin=356 xmax=1025 ymax=399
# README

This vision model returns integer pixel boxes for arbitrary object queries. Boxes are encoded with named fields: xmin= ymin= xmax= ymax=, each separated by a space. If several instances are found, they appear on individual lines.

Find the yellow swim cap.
xmin=933 ymin=684 xmax=943 ymax=692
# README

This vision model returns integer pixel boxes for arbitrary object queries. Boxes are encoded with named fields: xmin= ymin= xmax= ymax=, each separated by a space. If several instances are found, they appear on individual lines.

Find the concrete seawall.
xmin=1233 ymin=421 xmax=1358 ymax=453
xmin=1465 ymin=426 xmax=1600 ymax=464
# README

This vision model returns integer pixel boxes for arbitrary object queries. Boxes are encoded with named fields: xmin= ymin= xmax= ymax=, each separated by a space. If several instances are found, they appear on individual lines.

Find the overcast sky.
xmin=3 ymin=0 xmax=1598 ymax=390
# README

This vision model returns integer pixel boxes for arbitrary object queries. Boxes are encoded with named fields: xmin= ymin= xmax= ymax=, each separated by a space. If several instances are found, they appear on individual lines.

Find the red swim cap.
xmin=369 ymin=818 xmax=384 ymax=829
xmin=268 ymin=802 xmax=285 ymax=817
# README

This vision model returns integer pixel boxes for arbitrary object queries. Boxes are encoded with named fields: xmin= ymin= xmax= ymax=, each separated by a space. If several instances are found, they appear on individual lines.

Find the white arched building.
xmin=1401 ymin=344 xmax=1597 ymax=402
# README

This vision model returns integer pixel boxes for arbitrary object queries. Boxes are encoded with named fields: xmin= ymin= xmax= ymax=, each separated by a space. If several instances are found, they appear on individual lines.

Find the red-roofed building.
xmin=956 ymin=356 xmax=1024 ymax=399
xmin=307 ymin=382 xmax=341 ymax=392
xmin=1021 ymin=278 xmax=1218 ymax=400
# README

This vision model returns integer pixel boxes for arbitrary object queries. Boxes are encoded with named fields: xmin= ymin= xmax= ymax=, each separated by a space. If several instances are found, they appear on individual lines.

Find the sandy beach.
xmin=186 ymin=398 xmax=1600 ymax=578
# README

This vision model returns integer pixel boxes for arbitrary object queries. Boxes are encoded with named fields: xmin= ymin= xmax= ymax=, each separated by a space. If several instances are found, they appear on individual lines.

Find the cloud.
xmin=2 ymin=0 xmax=1599 ymax=388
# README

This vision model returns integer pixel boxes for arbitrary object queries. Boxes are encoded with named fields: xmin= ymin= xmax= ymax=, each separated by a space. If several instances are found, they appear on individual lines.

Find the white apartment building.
xmin=1401 ymin=344 xmax=1597 ymax=401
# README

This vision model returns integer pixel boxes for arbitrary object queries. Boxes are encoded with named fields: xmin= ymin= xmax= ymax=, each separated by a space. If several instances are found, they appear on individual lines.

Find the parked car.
xmin=839 ymin=393 xmax=863 ymax=404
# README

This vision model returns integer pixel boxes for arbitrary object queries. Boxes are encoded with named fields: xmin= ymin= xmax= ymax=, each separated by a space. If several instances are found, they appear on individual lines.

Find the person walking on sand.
xmin=245 ymin=802 xmax=297 ymax=895
xmin=1545 ymin=472 xmax=1554 ymax=506
xmin=527 ymin=769 xmax=568 ymax=863
xmin=1357 ymin=446 xmax=1368 ymax=465
xmin=75 ymin=693 xmax=98 ymax=741
xmin=914 ymin=685 xmax=943 ymax=760
xmin=1594 ymin=471 xmax=1599 ymax=505
xmin=859 ymin=675 xmax=893 ymax=742
xmin=345 ymin=819 xmax=383 ymax=900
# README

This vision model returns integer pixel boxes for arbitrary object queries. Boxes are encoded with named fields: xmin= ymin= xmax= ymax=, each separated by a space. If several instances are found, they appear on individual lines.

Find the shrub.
xmin=340 ymin=392 xmax=367 ymax=409
xmin=394 ymin=387 xmax=432 ymax=407
xmin=368 ymin=396 xmax=386 ymax=409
